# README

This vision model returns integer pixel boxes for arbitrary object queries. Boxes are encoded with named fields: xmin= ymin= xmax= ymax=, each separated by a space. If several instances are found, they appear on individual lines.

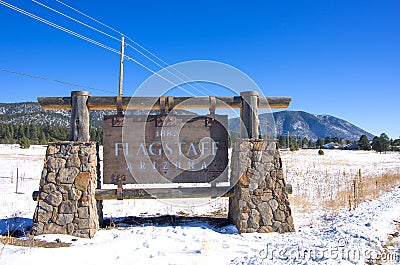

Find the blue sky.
xmin=0 ymin=0 xmax=399 ymax=138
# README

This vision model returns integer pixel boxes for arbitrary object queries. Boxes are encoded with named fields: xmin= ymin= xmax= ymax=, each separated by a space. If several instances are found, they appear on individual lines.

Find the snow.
xmin=0 ymin=145 xmax=399 ymax=264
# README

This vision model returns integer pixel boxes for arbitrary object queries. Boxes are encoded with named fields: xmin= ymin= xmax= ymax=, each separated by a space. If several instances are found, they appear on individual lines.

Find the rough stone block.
xmin=56 ymin=214 xmax=75 ymax=226
xmin=38 ymin=200 xmax=53 ymax=212
xmin=37 ymin=208 xmax=52 ymax=223
xmin=31 ymin=223 xmax=44 ymax=235
xmin=75 ymin=172 xmax=90 ymax=191
xmin=47 ymin=157 xmax=66 ymax=172
xmin=268 ymin=199 xmax=278 ymax=211
xmin=59 ymin=201 xmax=77 ymax=214
xmin=46 ymin=145 xmax=58 ymax=155
xmin=253 ymin=141 xmax=267 ymax=151
xmin=39 ymin=192 xmax=48 ymax=200
xmin=238 ymin=173 xmax=250 ymax=186
xmin=77 ymin=207 xmax=89 ymax=219
xmin=69 ymin=188 xmax=82 ymax=201
xmin=44 ymin=191 xmax=63 ymax=207
xmin=47 ymin=172 xmax=56 ymax=184
xmin=57 ymin=167 xmax=79 ymax=184
xmin=66 ymin=154 xmax=81 ymax=168
xmin=79 ymin=195 xmax=90 ymax=207
xmin=43 ymin=223 xmax=67 ymax=234
xmin=78 ymin=219 xmax=90 ymax=229
xmin=42 ymin=183 xmax=56 ymax=194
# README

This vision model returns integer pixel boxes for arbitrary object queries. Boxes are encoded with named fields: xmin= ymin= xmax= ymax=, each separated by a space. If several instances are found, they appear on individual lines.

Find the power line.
xmin=32 ymin=0 xmax=121 ymax=42
xmin=54 ymin=0 xmax=214 ymax=97
xmin=1 ymin=0 xmax=197 ymax=96
xmin=56 ymin=0 xmax=123 ymax=37
xmin=0 ymin=0 xmax=120 ymax=55
xmin=1 ymin=0 xmax=212 ymax=97
xmin=123 ymin=57 xmax=194 ymax=96
xmin=124 ymin=36 xmax=216 ymax=96
xmin=0 ymin=68 xmax=118 ymax=94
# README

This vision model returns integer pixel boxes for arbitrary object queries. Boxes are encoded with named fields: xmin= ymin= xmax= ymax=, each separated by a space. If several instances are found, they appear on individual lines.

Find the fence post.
xmin=240 ymin=91 xmax=259 ymax=139
xmin=70 ymin=91 xmax=91 ymax=142
xmin=15 ymin=167 xmax=19 ymax=193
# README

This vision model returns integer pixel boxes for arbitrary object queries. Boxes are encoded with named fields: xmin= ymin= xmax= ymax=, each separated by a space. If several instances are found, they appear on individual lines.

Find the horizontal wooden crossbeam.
xmin=37 ymin=96 xmax=291 ymax=110
xmin=33 ymin=185 xmax=292 ymax=201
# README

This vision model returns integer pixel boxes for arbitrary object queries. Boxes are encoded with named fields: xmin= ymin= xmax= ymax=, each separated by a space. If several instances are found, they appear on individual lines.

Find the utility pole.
xmin=118 ymin=35 xmax=125 ymax=96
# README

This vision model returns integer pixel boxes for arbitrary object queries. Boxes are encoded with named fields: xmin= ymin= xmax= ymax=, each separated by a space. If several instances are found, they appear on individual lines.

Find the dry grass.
xmin=323 ymin=172 xmax=400 ymax=211
xmin=283 ymin=150 xmax=400 ymax=213
xmin=0 ymin=236 xmax=71 ymax=248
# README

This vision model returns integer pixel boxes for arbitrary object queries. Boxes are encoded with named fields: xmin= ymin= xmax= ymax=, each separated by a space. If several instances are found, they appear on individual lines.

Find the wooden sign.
xmin=103 ymin=114 xmax=228 ymax=184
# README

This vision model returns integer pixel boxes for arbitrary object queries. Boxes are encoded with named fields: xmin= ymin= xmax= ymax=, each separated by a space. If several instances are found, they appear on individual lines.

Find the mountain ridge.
xmin=271 ymin=110 xmax=374 ymax=141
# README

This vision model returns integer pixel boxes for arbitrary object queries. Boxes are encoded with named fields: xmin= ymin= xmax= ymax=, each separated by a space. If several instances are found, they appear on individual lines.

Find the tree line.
xmin=0 ymin=123 xmax=103 ymax=148
xmin=276 ymin=135 xmax=352 ymax=151
xmin=358 ymin=133 xmax=400 ymax=153
xmin=275 ymin=133 xmax=400 ymax=152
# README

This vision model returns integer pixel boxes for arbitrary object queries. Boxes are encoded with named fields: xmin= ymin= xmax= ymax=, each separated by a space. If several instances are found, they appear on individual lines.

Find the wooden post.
xmin=70 ymin=91 xmax=91 ymax=142
xmin=240 ymin=91 xmax=259 ymax=139
xmin=118 ymin=35 xmax=125 ymax=96
xmin=15 ymin=167 xmax=19 ymax=194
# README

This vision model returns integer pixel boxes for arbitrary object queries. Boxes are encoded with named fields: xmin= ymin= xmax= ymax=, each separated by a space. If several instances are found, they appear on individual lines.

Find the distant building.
xmin=323 ymin=142 xmax=340 ymax=149
xmin=341 ymin=143 xmax=359 ymax=150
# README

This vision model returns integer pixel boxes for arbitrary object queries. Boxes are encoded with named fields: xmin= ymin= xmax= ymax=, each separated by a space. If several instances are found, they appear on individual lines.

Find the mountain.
xmin=0 ymin=102 xmax=105 ymax=128
xmin=229 ymin=110 xmax=375 ymax=141
xmin=0 ymin=102 xmax=375 ymax=141
xmin=0 ymin=102 xmax=193 ymax=129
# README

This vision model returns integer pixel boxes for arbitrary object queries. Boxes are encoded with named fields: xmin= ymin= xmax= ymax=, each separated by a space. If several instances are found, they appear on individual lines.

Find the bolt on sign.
xmin=103 ymin=114 xmax=229 ymax=184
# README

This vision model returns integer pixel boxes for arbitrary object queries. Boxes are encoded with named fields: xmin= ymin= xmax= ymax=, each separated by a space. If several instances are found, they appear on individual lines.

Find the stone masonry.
xmin=228 ymin=139 xmax=295 ymax=233
xmin=31 ymin=142 xmax=99 ymax=238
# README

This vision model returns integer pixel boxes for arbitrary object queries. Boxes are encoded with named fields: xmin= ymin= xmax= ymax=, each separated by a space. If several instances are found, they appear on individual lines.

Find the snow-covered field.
xmin=0 ymin=145 xmax=399 ymax=264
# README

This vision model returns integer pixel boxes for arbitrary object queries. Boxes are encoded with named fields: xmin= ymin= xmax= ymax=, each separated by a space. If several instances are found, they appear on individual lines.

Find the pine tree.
xmin=372 ymin=136 xmax=383 ymax=153
xmin=379 ymin=133 xmax=390 ymax=153
xmin=316 ymin=138 xmax=324 ymax=148
xmin=278 ymin=135 xmax=287 ymax=149
xmin=393 ymin=138 xmax=400 ymax=151
xmin=301 ymin=137 xmax=309 ymax=149
xmin=324 ymin=136 xmax=332 ymax=144
xmin=308 ymin=139 xmax=315 ymax=149
xmin=358 ymin=135 xmax=371 ymax=151
xmin=39 ymin=130 xmax=47 ymax=145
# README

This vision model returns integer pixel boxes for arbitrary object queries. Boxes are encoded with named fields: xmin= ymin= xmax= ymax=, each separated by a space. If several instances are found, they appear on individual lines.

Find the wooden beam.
xmin=37 ymin=96 xmax=71 ymax=110
xmin=38 ymin=96 xmax=291 ymax=110
xmin=32 ymin=185 xmax=295 ymax=201
xmin=94 ymin=187 xmax=235 ymax=200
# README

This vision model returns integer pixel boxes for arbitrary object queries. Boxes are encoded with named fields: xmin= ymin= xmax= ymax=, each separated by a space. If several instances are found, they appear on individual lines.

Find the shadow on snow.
xmin=103 ymin=215 xmax=238 ymax=235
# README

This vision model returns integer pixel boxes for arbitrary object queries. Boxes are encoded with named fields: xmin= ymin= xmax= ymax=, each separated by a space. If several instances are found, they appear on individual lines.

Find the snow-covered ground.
xmin=0 ymin=145 xmax=399 ymax=264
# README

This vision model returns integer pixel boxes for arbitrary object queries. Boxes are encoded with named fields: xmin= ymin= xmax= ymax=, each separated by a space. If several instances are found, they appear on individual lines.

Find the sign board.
xmin=103 ymin=114 xmax=228 ymax=184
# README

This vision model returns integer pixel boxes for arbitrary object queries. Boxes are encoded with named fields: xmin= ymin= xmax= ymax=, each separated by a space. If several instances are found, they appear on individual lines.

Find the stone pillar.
xmin=31 ymin=142 xmax=99 ymax=238
xmin=228 ymin=139 xmax=294 ymax=233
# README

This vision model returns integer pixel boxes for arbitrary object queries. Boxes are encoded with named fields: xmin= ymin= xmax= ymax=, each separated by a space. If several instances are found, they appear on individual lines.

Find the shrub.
xmin=18 ymin=137 xmax=30 ymax=149
xmin=290 ymin=144 xmax=300 ymax=152
xmin=318 ymin=149 xmax=324 ymax=155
